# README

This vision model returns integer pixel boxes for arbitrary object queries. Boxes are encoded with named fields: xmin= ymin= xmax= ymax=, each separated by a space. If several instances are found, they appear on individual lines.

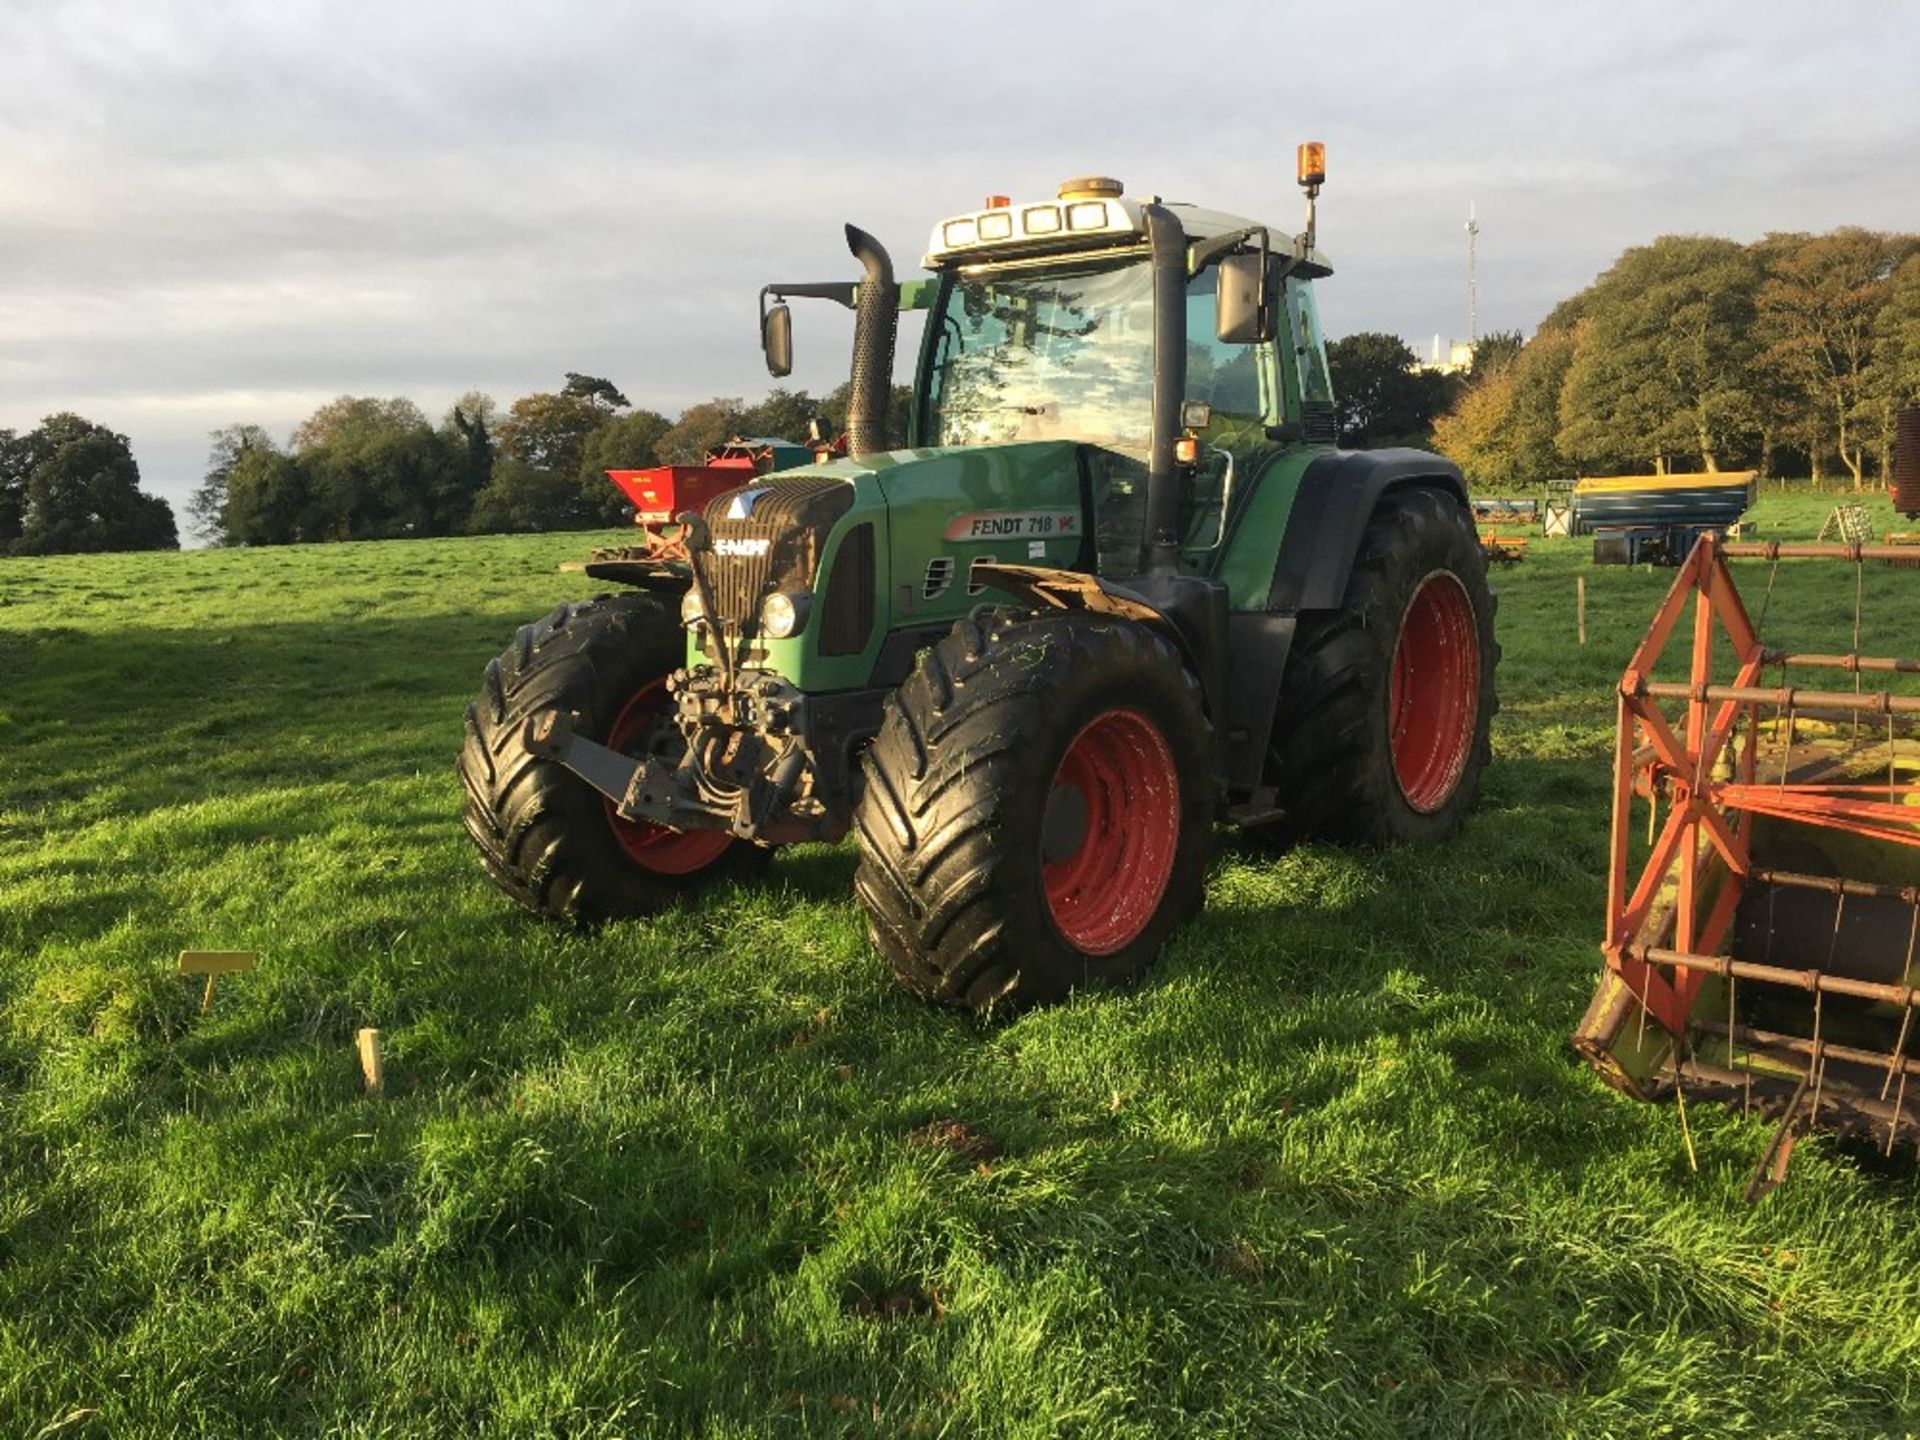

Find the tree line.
xmin=1434 ymin=227 xmax=1920 ymax=488
xmin=190 ymin=376 xmax=908 ymax=547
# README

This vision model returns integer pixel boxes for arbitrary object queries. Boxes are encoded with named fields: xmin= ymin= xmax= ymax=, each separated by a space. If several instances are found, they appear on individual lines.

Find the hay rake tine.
xmin=1755 ymin=552 xmax=1780 ymax=638
xmin=1850 ymin=551 xmax=1864 ymax=741
xmin=1880 ymin=904 xmax=1920 ymax=1104
xmin=1728 ymin=967 xmax=1749 ymax=1120
xmin=1809 ymin=991 xmax=1827 ymax=1124
xmin=1673 ymin=1048 xmax=1698 ymax=1172
xmin=1744 ymin=1072 xmax=1810 ymax=1205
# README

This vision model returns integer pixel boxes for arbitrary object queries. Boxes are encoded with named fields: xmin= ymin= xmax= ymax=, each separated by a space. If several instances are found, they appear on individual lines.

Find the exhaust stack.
xmin=844 ymin=225 xmax=899 ymax=458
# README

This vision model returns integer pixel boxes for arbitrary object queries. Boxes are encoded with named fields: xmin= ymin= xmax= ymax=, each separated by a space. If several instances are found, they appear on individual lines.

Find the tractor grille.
xmin=820 ymin=522 xmax=876 ymax=656
xmin=700 ymin=477 xmax=855 ymax=627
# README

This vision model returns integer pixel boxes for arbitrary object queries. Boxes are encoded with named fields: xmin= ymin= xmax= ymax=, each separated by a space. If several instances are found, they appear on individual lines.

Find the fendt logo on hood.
xmin=724 ymin=488 xmax=771 ymax=520
xmin=713 ymin=536 xmax=771 ymax=558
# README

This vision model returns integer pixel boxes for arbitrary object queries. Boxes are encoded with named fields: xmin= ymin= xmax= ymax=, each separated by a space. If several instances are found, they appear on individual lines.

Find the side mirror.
xmin=1215 ymin=253 xmax=1271 ymax=345
xmin=763 ymin=303 xmax=793 ymax=377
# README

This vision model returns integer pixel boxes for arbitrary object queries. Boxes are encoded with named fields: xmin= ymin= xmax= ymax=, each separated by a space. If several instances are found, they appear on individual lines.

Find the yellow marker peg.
xmin=177 ymin=950 xmax=257 ymax=1013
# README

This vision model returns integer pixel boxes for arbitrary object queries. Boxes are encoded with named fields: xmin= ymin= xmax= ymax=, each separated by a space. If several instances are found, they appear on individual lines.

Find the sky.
xmin=3 ymin=0 xmax=1917 ymax=530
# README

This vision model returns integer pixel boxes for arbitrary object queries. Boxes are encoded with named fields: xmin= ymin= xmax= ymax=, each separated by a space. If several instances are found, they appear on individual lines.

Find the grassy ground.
xmin=2 ymin=492 xmax=1918 ymax=1437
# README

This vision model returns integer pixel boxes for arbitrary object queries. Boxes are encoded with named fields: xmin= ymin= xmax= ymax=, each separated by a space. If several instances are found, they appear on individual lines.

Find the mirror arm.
xmin=758 ymin=282 xmax=858 ymax=348
xmin=761 ymin=281 xmax=857 ymax=310
xmin=1187 ymin=225 xmax=1265 ymax=276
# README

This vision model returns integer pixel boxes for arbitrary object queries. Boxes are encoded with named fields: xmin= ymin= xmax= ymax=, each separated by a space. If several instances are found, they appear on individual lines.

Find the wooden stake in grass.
xmin=1577 ymin=574 xmax=1587 ymax=646
xmin=176 ymin=950 xmax=257 ymax=1013
xmin=357 ymin=1028 xmax=385 ymax=1095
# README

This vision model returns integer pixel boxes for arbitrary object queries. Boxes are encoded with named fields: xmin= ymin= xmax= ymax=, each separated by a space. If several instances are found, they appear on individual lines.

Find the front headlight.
xmin=680 ymin=588 xmax=706 ymax=628
xmin=759 ymin=591 xmax=806 ymax=639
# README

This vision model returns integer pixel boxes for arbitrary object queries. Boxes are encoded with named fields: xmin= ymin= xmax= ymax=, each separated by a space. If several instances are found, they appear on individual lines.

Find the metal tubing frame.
xmin=1605 ymin=534 xmax=1920 ymax=1036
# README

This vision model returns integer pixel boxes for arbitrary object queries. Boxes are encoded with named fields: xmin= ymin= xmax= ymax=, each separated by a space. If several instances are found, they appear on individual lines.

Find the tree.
xmin=578 ymin=408 xmax=674 ymax=524
xmin=1431 ymin=323 xmax=1579 ymax=488
xmin=224 ymin=448 xmax=318 ymax=545
xmin=1505 ymin=325 xmax=1579 ymax=480
xmin=467 ymin=458 xmax=596 ymax=534
xmin=1865 ymin=253 xmax=1920 ymax=474
xmin=9 ymin=413 xmax=177 ymax=555
xmin=0 ymin=429 xmax=28 ymax=548
xmin=1756 ymin=229 xmax=1916 ymax=487
xmin=737 ymin=387 xmax=823 ymax=443
xmin=1432 ymin=363 xmax=1520 ymax=486
xmin=187 ymin=423 xmax=278 ymax=545
xmin=290 ymin=396 xmax=430 ymax=452
xmin=1469 ymin=330 xmax=1525 ymax=382
xmin=1871 ymin=254 xmax=1920 ymax=408
xmin=496 ymin=390 xmax=614 ymax=476
xmin=444 ymin=392 xmax=497 ymax=521
xmin=303 ymin=428 xmax=469 ymax=540
xmin=1326 ymin=333 xmax=1455 ymax=447
xmin=218 ymin=401 xmax=472 ymax=544
xmin=657 ymin=398 xmax=745 ymax=465
xmin=1555 ymin=236 xmax=1761 ymax=474
xmin=561 ymin=373 xmax=631 ymax=410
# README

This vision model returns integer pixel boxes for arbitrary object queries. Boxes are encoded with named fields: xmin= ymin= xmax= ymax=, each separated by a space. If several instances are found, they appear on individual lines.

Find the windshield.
xmin=922 ymin=260 xmax=1155 ymax=451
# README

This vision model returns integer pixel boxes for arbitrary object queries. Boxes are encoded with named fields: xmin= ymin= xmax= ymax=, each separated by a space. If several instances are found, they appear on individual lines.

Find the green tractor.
xmin=460 ymin=147 xmax=1498 ymax=1010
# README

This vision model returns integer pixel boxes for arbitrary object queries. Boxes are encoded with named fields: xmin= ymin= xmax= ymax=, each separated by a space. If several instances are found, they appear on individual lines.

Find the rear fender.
xmin=1217 ymin=449 xmax=1469 ymax=796
xmin=1266 ymin=448 xmax=1468 ymax=612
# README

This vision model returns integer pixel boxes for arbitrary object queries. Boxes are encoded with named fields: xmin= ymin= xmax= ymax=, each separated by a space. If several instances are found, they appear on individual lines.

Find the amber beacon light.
xmin=1297 ymin=141 xmax=1326 ymax=190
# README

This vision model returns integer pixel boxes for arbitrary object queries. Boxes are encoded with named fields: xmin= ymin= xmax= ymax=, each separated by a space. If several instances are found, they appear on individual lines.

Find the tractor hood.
xmin=691 ymin=441 xmax=1096 ymax=688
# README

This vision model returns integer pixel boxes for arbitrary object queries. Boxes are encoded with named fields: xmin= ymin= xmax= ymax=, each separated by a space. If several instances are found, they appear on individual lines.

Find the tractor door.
xmin=1177 ymin=266 xmax=1285 ymax=562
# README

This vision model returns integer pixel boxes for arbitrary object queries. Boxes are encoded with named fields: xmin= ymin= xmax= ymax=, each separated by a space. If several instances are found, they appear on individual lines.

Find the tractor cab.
xmin=908 ymin=184 xmax=1337 ymax=575
xmin=759 ymin=151 xmax=1339 ymax=586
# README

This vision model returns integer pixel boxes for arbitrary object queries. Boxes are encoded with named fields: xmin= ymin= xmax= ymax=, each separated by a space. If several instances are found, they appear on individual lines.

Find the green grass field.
xmin=3 ymin=491 xmax=1919 ymax=1437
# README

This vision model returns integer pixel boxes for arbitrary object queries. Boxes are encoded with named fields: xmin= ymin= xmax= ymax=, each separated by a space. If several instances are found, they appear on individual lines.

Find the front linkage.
xmin=524 ymin=664 xmax=825 ymax=848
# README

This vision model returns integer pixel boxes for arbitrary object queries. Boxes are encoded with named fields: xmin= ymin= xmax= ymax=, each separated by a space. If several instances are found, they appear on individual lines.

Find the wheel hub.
xmin=1041 ymin=708 xmax=1180 ymax=955
xmin=1388 ymin=571 xmax=1480 ymax=814
xmin=1042 ymin=783 xmax=1089 ymax=863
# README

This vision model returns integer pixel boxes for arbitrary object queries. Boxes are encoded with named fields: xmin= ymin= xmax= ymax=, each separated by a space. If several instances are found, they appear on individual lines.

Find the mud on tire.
xmin=1269 ymin=486 xmax=1499 ymax=844
xmin=458 ymin=592 xmax=766 ymax=924
xmin=854 ymin=612 xmax=1213 ymax=1011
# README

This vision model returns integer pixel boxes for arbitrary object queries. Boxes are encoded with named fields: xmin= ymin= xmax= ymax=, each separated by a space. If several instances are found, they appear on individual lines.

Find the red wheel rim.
xmin=1388 ymin=571 xmax=1481 ymax=813
xmin=601 ymin=681 xmax=735 ymax=876
xmin=1041 ymin=708 xmax=1181 ymax=955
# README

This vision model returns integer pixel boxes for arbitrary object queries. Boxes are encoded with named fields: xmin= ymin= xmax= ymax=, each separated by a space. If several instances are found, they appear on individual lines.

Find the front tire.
xmin=458 ymin=592 xmax=765 ymax=924
xmin=854 ymin=612 xmax=1213 ymax=1011
xmin=1269 ymin=487 xmax=1499 ymax=844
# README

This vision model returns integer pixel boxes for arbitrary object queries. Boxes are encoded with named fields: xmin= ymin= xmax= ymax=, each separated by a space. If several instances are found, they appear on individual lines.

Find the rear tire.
xmin=854 ymin=612 xmax=1213 ymax=1011
xmin=458 ymin=592 xmax=767 ymax=924
xmin=1269 ymin=487 xmax=1498 ymax=844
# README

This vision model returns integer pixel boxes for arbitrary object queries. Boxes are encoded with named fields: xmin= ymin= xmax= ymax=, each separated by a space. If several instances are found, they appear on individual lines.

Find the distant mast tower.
xmin=1465 ymin=201 xmax=1480 ymax=348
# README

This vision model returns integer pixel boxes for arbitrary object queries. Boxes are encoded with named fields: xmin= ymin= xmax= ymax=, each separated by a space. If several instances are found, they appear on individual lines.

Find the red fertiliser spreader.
xmin=606 ymin=437 xmax=823 ymax=525
xmin=586 ymin=436 xmax=832 ymax=573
